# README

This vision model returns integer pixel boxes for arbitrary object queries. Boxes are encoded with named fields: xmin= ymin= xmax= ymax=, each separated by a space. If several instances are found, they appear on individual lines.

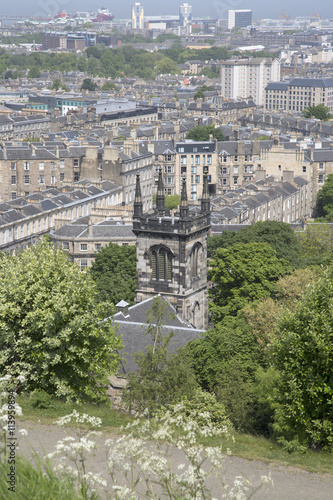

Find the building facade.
xmin=133 ymin=172 xmax=210 ymax=329
xmin=132 ymin=3 xmax=145 ymax=29
xmin=265 ymin=77 xmax=333 ymax=113
xmin=221 ymin=57 xmax=281 ymax=105
xmin=227 ymin=10 xmax=252 ymax=30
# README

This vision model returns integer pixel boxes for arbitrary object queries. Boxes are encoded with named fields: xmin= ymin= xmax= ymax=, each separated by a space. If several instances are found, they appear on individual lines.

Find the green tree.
xmin=302 ymin=104 xmax=332 ymax=121
xmin=51 ymin=78 xmax=68 ymax=91
xmin=314 ymin=173 xmax=333 ymax=220
xmin=101 ymin=81 xmax=118 ymax=91
xmin=81 ymin=78 xmax=97 ymax=91
xmin=186 ymin=125 xmax=225 ymax=142
xmin=153 ymin=193 xmax=181 ymax=210
xmin=122 ymin=297 xmax=198 ymax=418
xmin=0 ymin=239 xmax=121 ymax=401
xmin=208 ymin=220 xmax=302 ymax=269
xmin=28 ymin=66 xmax=41 ymax=78
xmin=194 ymin=89 xmax=205 ymax=100
xmin=209 ymin=242 xmax=291 ymax=321
xmin=297 ymin=222 xmax=333 ymax=265
xmin=270 ymin=265 xmax=333 ymax=450
xmin=89 ymin=243 xmax=136 ymax=305
xmin=155 ymin=56 xmax=180 ymax=75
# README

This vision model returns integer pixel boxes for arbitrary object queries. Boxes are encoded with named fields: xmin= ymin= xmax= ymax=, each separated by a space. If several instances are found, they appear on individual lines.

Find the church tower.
xmin=133 ymin=170 xmax=210 ymax=329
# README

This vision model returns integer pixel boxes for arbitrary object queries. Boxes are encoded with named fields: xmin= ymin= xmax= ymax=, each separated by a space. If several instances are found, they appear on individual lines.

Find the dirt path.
xmin=16 ymin=420 xmax=333 ymax=499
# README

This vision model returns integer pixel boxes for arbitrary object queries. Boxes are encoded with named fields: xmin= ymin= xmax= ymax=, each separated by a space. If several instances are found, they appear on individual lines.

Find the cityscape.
xmin=0 ymin=4 xmax=333 ymax=499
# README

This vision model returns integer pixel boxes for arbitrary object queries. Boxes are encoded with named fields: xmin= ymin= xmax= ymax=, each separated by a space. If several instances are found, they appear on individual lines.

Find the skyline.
xmin=0 ymin=2 xmax=331 ymax=21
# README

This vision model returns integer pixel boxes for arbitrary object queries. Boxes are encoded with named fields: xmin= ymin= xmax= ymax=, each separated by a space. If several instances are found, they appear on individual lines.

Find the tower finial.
xmin=180 ymin=177 xmax=189 ymax=219
xmin=156 ymin=167 xmax=165 ymax=213
xmin=201 ymin=174 xmax=210 ymax=215
xmin=133 ymin=173 xmax=143 ymax=218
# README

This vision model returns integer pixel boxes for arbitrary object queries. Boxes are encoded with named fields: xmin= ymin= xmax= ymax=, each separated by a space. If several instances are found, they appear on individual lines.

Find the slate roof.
xmin=113 ymin=295 xmax=205 ymax=374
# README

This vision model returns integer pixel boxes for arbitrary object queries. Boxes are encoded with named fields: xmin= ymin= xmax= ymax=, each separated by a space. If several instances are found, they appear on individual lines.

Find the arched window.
xmin=151 ymin=247 xmax=172 ymax=281
xmin=191 ymin=243 xmax=202 ymax=278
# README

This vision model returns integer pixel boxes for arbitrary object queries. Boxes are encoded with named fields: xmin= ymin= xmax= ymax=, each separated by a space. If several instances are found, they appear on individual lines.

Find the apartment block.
xmin=265 ymin=77 xmax=333 ymax=113
xmin=221 ymin=57 xmax=281 ymax=105
xmin=227 ymin=9 xmax=252 ymax=30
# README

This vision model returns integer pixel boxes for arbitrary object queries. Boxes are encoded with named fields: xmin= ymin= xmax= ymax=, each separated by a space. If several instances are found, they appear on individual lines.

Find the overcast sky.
xmin=1 ymin=1 xmax=330 ymax=21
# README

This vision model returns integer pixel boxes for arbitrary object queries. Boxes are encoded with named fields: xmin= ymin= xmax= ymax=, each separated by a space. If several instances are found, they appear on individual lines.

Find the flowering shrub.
xmin=158 ymin=388 xmax=233 ymax=431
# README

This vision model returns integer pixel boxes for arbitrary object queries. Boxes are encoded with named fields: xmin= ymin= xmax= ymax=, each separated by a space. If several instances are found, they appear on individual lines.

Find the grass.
xmin=18 ymin=394 xmax=333 ymax=476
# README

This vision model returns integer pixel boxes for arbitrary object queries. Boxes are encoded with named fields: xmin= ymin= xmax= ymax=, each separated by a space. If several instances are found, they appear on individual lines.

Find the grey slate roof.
xmin=113 ymin=296 xmax=205 ymax=374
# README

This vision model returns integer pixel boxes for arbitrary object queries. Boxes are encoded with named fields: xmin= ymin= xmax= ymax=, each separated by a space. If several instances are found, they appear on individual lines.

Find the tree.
xmin=51 ymin=78 xmax=68 ymax=91
xmin=155 ymin=56 xmax=180 ymax=75
xmin=186 ymin=125 xmax=225 ymax=142
xmin=313 ymin=173 xmax=333 ymax=220
xmin=81 ymin=78 xmax=97 ymax=91
xmin=209 ymin=242 xmax=291 ymax=321
xmin=101 ymin=81 xmax=118 ymax=91
xmin=208 ymin=221 xmax=302 ymax=269
xmin=153 ymin=193 xmax=181 ymax=210
xmin=270 ymin=265 xmax=333 ymax=450
xmin=28 ymin=66 xmax=41 ymax=78
xmin=122 ymin=296 xmax=198 ymax=418
xmin=0 ymin=239 xmax=121 ymax=401
xmin=89 ymin=243 xmax=136 ymax=305
xmin=297 ymin=222 xmax=333 ymax=265
xmin=302 ymin=104 xmax=332 ymax=121
xmin=194 ymin=89 xmax=205 ymax=100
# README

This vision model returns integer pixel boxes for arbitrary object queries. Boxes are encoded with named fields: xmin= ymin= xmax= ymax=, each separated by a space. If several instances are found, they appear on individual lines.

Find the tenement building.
xmin=133 ymin=170 xmax=210 ymax=329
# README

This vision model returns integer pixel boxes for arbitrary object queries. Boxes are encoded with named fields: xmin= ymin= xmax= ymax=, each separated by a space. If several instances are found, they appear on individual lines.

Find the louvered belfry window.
xmin=151 ymin=247 xmax=172 ymax=281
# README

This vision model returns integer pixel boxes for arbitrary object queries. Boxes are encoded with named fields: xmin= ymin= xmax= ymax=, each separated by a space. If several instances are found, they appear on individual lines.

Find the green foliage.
xmin=0 ymin=238 xmax=121 ymax=401
xmin=155 ymin=56 xmax=180 ymax=75
xmin=89 ymin=243 xmax=136 ymax=305
xmin=314 ymin=173 xmax=333 ymax=220
xmin=51 ymin=78 xmax=68 ymax=91
xmin=186 ymin=316 xmax=264 ymax=431
xmin=153 ymin=193 xmax=181 ymax=210
xmin=0 ymin=456 xmax=83 ymax=499
xmin=302 ymin=104 xmax=332 ymax=121
xmin=122 ymin=297 xmax=198 ymax=418
xmin=186 ymin=125 xmax=225 ymax=142
xmin=271 ymin=265 xmax=333 ymax=450
xmin=28 ymin=66 xmax=41 ymax=78
xmin=101 ymin=81 xmax=118 ymax=91
xmin=194 ymin=89 xmax=205 ymax=100
xmin=209 ymin=242 xmax=291 ymax=321
xmin=163 ymin=388 xmax=232 ymax=430
xmin=81 ymin=78 xmax=97 ymax=91
xmin=30 ymin=389 xmax=55 ymax=409
xmin=208 ymin=221 xmax=302 ymax=269
xmin=297 ymin=223 xmax=333 ymax=265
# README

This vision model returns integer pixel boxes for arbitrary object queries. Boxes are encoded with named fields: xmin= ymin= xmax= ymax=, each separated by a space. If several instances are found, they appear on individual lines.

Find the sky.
xmin=0 ymin=1 xmax=331 ymax=21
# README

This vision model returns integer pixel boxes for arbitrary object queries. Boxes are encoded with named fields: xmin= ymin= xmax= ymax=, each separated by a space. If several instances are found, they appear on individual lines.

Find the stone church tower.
xmin=132 ymin=169 xmax=210 ymax=329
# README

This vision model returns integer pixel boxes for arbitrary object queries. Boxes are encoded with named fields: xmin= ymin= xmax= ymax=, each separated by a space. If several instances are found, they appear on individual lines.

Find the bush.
xmin=163 ymin=388 xmax=233 ymax=431
xmin=30 ymin=389 xmax=55 ymax=410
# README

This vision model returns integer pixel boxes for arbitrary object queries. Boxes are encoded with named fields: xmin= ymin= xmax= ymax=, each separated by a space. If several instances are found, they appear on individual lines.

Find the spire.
xmin=156 ymin=167 xmax=165 ymax=214
xmin=133 ymin=173 xmax=143 ymax=218
xmin=201 ymin=174 xmax=210 ymax=215
xmin=180 ymin=177 xmax=189 ymax=220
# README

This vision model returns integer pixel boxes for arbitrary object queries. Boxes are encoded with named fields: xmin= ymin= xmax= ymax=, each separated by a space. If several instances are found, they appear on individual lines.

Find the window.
xmin=24 ymin=175 xmax=30 ymax=184
xmin=234 ymin=166 xmax=238 ymax=174
xmin=11 ymin=175 xmax=16 ymax=185
xmin=195 ymin=155 xmax=200 ymax=165
xmin=223 ymin=156 xmax=227 ymax=162
xmin=207 ymin=154 xmax=212 ymax=165
xmin=151 ymin=247 xmax=172 ymax=281
xmin=191 ymin=184 xmax=197 ymax=200
xmin=222 ymin=167 xmax=227 ymax=174
xmin=181 ymin=155 xmax=187 ymax=165
xmin=60 ymin=173 xmax=65 ymax=181
xmin=39 ymin=175 xmax=44 ymax=184
xmin=50 ymin=161 xmax=55 ymax=169
xmin=95 ymin=243 xmax=102 ymax=252
xmin=191 ymin=243 xmax=202 ymax=278
xmin=62 ymin=242 xmax=69 ymax=251
xmin=223 ymin=178 xmax=227 ymax=185
xmin=303 ymin=166 xmax=306 ymax=173
xmin=51 ymin=175 xmax=55 ymax=184
xmin=278 ymin=165 xmax=281 ymax=171
xmin=233 ymin=177 xmax=238 ymax=185
xmin=319 ymin=174 xmax=324 ymax=183
xmin=234 ymin=156 xmax=238 ymax=163
xmin=181 ymin=167 xmax=187 ymax=175
xmin=39 ymin=162 xmax=44 ymax=170
xmin=11 ymin=162 xmax=16 ymax=171
xmin=195 ymin=175 xmax=200 ymax=183
xmin=319 ymin=162 xmax=324 ymax=171
xmin=73 ymin=159 xmax=79 ymax=167
xmin=60 ymin=159 xmax=65 ymax=168
xmin=80 ymin=243 xmax=88 ymax=251
xmin=24 ymin=162 xmax=29 ymax=170
xmin=191 ymin=166 xmax=197 ymax=174
xmin=178 ymin=147 xmax=184 ymax=153
xmin=80 ymin=259 xmax=88 ymax=271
